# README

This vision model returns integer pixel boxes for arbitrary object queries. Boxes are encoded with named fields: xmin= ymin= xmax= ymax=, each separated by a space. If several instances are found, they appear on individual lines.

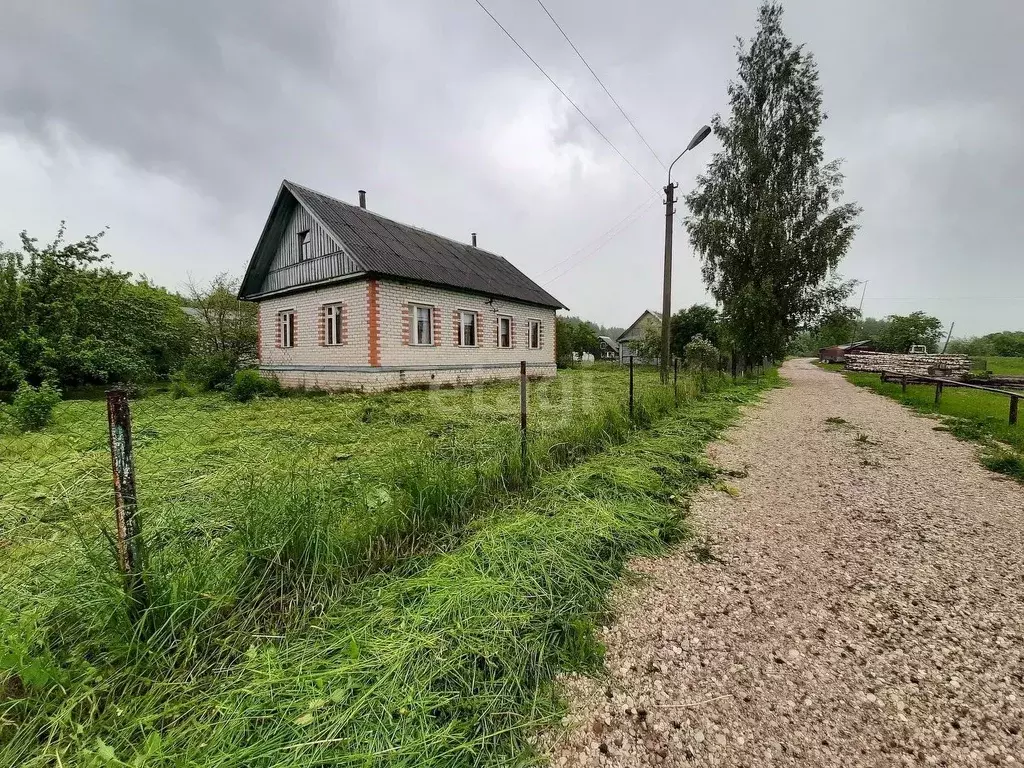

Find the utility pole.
xmin=660 ymin=181 xmax=676 ymax=383
xmin=660 ymin=125 xmax=711 ymax=385
xmin=942 ymin=321 xmax=955 ymax=353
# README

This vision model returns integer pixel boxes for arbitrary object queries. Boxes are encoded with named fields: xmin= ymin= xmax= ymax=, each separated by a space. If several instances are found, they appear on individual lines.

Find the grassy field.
xmin=986 ymin=356 xmax=1024 ymax=375
xmin=0 ymin=365 xmax=776 ymax=767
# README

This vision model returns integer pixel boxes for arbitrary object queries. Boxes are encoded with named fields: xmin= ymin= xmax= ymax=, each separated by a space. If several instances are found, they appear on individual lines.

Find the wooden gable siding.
xmin=259 ymin=203 xmax=360 ymax=295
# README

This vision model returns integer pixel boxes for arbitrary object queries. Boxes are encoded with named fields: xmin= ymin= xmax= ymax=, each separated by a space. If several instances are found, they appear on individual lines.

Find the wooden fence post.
xmin=901 ymin=376 xmax=907 ymax=393
xmin=934 ymin=381 xmax=943 ymax=405
xmin=519 ymin=361 xmax=528 ymax=471
xmin=629 ymin=356 xmax=634 ymax=419
xmin=1011 ymin=395 xmax=1019 ymax=426
xmin=106 ymin=388 xmax=148 ymax=619
xmin=673 ymin=357 xmax=679 ymax=407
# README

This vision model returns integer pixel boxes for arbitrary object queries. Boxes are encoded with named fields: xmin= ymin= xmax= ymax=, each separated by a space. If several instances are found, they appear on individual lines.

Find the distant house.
xmin=819 ymin=340 xmax=874 ymax=364
xmin=616 ymin=310 xmax=662 ymax=364
xmin=238 ymin=181 xmax=565 ymax=392
xmin=597 ymin=335 xmax=620 ymax=361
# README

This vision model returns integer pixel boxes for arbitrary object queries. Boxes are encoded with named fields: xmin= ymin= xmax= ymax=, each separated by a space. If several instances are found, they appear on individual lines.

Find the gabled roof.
xmin=597 ymin=335 xmax=620 ymax=352
xmin=239 ymin=180 xmax=565 ymax=309
xmin=617 ymin=310 xmax=662 ymax=342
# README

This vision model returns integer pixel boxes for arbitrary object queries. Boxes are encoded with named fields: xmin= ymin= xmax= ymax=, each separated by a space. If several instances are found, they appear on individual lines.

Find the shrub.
xmin=181 ymin=353 xmax=237 ymax=391
xmin=685 ymin=335 xmax=720 ymax=392
xmin=9 ymin=381 xmax=62 ymax=432
xmin=169 ymin=372 xmax=195 ymax=399
xmin=227 ymin=370 xmax=282 ymax=403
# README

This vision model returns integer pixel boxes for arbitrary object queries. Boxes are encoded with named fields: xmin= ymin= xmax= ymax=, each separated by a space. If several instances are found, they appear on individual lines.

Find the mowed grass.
xmin=1 ymin=365 xmax=662 ymax=583
xmin=842 ymin=371 xmax=1023 ymax=480
xmin=0 ymin=366 xmax=776 ymax=767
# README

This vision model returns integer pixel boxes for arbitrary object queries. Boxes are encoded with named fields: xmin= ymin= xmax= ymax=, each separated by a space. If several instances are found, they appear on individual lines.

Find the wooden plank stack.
xmin=845 ymin=352 xmax=971 ymax=378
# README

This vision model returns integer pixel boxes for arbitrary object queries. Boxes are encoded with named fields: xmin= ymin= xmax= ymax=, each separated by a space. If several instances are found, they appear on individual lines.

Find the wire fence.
xmin=1 ymin=356 xmax=764 ymax=615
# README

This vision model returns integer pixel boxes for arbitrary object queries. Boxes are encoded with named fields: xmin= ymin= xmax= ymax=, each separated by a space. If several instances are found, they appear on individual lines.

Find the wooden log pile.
xmin=845 ymin=352 xmax=971 ymax=378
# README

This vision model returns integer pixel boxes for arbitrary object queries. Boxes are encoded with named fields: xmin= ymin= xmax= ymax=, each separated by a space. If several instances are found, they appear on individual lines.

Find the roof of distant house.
xmin=239 ymin=181 xmax=565 ymax=310
xmin=598 ymin=335 xmax=620 ymax=351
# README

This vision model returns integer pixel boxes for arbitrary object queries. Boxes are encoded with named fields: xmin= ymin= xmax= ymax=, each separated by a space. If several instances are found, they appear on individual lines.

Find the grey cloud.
xmin=0 ymin=0 xmax=1021 ymax=335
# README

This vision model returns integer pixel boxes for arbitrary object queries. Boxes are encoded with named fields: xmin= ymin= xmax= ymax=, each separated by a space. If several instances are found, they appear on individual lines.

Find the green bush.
xmin=10 ymin=381 xmax=62 ymax=432
xmin=227 ymin=369 xmax=282 ymax=402
xmin=169 ymin=372 xmax=195 ymax=399
xmin=181 ymin=352 xmax=237 ymax=391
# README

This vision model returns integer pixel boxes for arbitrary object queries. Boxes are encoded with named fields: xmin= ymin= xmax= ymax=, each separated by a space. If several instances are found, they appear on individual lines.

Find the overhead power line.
xmin=541 ymin=194 xmax=660 ymax=286
xmin=534 ymin=0 xmax=666 ymax=172
xmin=473 ymin=0 xmax=657 ymax=193
xmin=535 ymin=191 xmax=658 ymax=278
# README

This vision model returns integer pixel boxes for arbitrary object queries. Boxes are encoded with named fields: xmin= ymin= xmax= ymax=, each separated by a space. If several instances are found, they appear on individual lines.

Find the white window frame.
xmin=458 ymin=310 xmax=477 ymax=347
xmin=298 ymin=230 xmax=311 ymax=262
xmin=412 ymin=303 xmax=433 ymax=346
xmin=324 ymin=303 xmax=343 ymax=346
xmin=528 ymin=318 xmax=541 ymax=350
xmin=497 ymin=315 xmax=513 ymax=349
xmin=279 ymin=310 xmax=296 ymax=348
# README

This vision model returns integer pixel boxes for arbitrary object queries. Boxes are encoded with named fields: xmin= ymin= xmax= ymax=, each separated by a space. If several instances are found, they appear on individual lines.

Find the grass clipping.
xmin=1 ymin=375 xmax=773 ymax=767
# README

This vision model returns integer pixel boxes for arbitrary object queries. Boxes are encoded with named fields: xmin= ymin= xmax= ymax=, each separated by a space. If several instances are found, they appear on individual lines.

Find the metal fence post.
xmin=629 ymin=356 xmax=634 ymax=419
xmin=673 ymin=357 xmax=679 ymax=407
xmin=519 ymin=361 xmax=528 ymax=471
xmin=106 ymin=388 xmax=148 ymax=618
xmin=934 ymin=381 xmax=943 ymax=406
xmin=901 ymin=375 xmax=907 ymax=394
xmin=1011 ymin=395 xmax=1019 ymax=426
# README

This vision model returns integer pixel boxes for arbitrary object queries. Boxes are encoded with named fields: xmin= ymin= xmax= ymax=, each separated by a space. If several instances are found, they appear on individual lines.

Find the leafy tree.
xmin=684 ymin=335 xmax=720 ymax=391
xmin=685 ymin=2 xmax=861 ymax=362
xmin=670 ymin=304 xmax=719 ymax=360
xmin=984 ymin=331 xmax=1024 ymax=357
xmin=555 ymin=317 xmax=600 ymax=366
xmin=180 ymin=273 xmax=258 ymax=387
xmin=875 ymin=312 xmax=943 ymax=353
xmin=0 ymin=225 xmax=197 ymax=390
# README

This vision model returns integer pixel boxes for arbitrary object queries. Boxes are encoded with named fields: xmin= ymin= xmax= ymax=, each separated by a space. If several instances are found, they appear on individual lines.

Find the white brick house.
xmin=238 ymin=181 xmax=565 ymax=392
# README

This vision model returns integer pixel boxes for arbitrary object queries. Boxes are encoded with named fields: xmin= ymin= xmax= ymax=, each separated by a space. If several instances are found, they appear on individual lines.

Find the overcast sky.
xmin=1 ymin=0 xmax=1021 ymax=337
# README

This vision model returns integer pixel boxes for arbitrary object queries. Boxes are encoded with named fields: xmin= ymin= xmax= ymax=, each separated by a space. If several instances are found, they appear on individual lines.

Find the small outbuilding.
xmin=819 ymin=340 xmax=874 ymax=364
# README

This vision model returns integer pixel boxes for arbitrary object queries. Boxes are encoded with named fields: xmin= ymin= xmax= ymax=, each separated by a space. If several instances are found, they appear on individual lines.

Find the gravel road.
xmin=548 ymin=358 xmax=1024 ymax=767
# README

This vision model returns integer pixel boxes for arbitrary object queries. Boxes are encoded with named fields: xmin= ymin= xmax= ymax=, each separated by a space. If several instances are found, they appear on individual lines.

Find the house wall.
xmin=259 ymin=203 xmax=361 ymax=296
xmin=255 ymin=278 xmax=557 ymax=392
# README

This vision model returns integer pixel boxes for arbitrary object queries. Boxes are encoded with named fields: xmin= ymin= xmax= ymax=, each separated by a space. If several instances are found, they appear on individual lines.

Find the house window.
xmin=413 ymin=304 xmax=433 ymax=345
xmin=324 ymin=303 xmax=343 ymax=346
xmin=529 ymin=319 xmax=541 ymax=349
xmin=298 ymin=230 xmax=311 ymax=262
xmin=498 ymin=315 xmax=512 ymax=348
xmin=279 ymin=310 xmax=296 ymax=348
xmin=458 ymin=311 xmax=477 ymax=346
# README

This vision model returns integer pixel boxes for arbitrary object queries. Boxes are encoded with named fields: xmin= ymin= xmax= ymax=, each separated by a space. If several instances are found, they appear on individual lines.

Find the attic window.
xmin=298 ymin=230 xmax=311 ymax=262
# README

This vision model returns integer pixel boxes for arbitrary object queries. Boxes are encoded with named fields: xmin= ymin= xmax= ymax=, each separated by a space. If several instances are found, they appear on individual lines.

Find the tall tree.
xmin=685 ymin=2 xmax=861 ymax=362
xmin=876 ymin=312 xmax=943 ymax=353
xmin=670 ymin=304 xmax=719 ymax=359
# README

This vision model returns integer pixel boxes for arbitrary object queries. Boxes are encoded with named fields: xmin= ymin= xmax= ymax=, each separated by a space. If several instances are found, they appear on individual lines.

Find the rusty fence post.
xmin=629 ymin=356 xmax=634 ymax=419
xmin=519 ymin=361 xmax=528 ymax=472
xmin=106 ymin=388 xmax=148 ymax=619
xmin=673 ymin=357 xmax=679 ymax=407
xmin=1011 ymin=395 xmax=1019 ymax=426
xmin=934 ymin=381 xmax=943 ymax=406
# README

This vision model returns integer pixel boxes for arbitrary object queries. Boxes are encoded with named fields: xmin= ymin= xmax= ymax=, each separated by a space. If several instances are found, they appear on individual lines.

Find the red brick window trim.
xmin=527 ymin=318 xmax=542 ymax=350
xmin=496 ymin=314 xmax=513 ymax=349
xmin=455 ymin=309 xmax=478 ymax=347
xmin=323 ymin=302 xmax=344 ymax=346
xmin=409 ymin=303 xmax=434 ymax=346
xmin=278 ymin=309 xmax=296 ymax=348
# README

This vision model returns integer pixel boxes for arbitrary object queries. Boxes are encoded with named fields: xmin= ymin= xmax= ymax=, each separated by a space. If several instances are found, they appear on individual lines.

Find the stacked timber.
xmin=845 ymin=352 xmax=971 ymax=378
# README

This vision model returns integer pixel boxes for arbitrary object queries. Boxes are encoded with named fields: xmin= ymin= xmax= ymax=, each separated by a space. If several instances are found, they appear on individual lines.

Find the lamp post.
xmin=661 ymin=124 xmax=712 ymax=383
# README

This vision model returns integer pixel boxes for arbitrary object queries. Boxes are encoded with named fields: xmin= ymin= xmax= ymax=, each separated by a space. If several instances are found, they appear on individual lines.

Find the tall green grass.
xmin=1 ymin=370 xmax=774 ymax=767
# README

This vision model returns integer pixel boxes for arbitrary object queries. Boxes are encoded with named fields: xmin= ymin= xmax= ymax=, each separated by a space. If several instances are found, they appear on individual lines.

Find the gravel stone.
xmin=547 ymin=359 xmax=1024 ymax=767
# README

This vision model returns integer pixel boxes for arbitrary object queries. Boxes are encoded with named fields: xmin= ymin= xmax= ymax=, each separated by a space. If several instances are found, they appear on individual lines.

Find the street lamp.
xmin=660 ymin=124 xmax=712 ymax=384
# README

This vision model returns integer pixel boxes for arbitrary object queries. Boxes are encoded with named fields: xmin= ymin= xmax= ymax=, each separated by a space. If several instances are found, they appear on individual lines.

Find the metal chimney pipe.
xmin=358 ymin=190 xmax=366 ymax=209
xmin=471 ymin=232 xmax=477 ymax=247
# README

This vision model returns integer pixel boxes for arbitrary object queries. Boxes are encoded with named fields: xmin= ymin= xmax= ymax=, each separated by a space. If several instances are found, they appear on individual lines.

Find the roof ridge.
xmin=284 ymin=180 xmax=509 ymax=263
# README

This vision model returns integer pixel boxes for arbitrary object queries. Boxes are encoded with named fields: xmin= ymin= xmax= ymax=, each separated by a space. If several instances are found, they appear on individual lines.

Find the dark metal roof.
xmin=244 ymin=181 xmax=564 ymax=309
